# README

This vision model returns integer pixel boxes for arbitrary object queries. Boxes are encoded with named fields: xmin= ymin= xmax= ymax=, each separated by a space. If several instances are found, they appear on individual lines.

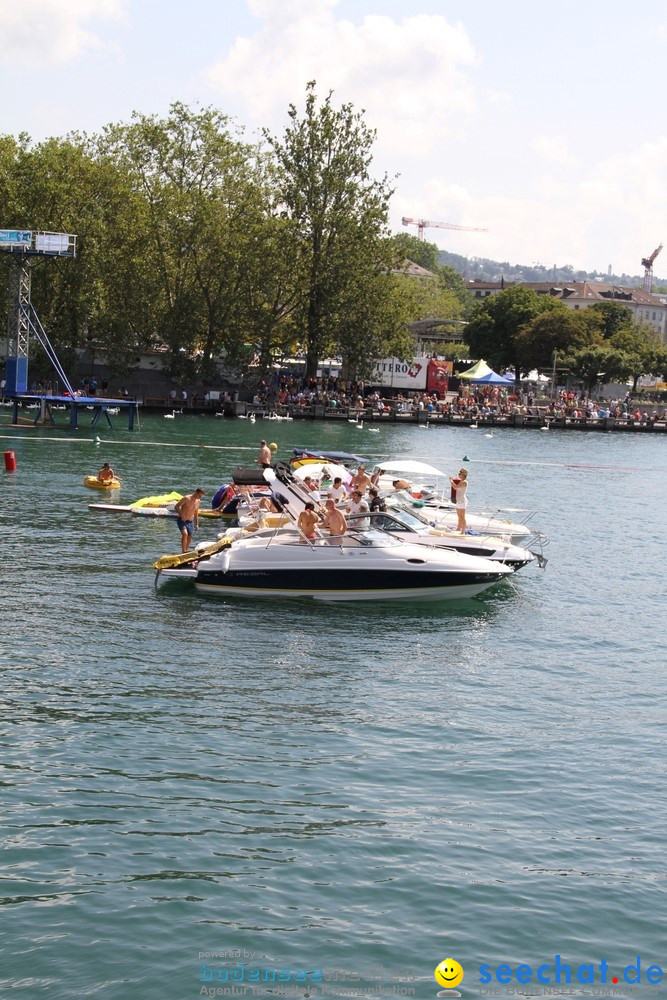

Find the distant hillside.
xmin=438 ymin=250 xmax=667 ymax=289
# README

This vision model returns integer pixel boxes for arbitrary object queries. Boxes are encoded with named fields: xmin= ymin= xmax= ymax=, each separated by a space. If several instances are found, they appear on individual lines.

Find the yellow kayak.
xmin=84 ymin=475 xmax=121 ymax=491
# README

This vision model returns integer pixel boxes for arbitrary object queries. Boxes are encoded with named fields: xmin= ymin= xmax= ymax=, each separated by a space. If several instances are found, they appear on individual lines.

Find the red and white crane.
xmin=401 ymin=216 xmax=488 ymax=241
xmin=641 ymin=243 xmax=663 ymax=293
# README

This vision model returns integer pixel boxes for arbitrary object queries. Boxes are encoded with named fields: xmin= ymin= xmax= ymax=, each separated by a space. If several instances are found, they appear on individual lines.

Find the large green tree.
xmin=515 ymin=307 xmax=600 ymax=371
xmin=264 ymin=82 xmax=399 ymax=377
xmin=464 ymin=286 xmax=562 ymax=379
xmin=587 ymin=300 xmax=633 ymax=339
xmin=99 ymin=102 xmax=261 ymax=379
xmin=392 ymin=232 xmax=440 ymax=272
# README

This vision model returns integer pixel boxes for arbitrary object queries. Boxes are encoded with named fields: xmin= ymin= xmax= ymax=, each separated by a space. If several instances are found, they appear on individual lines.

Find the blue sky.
xmin=1 ymin=0 xmax=665 ymax=276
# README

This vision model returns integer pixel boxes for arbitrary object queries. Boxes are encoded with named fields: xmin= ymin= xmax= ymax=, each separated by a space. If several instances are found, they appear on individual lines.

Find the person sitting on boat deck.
xmin=349 ymin=465 xmax=371 ymax=495
xmin=368 ymin=487 xmax=386 ymax=513
xmin=392 ymin=478 xmax=412 ymax=491
xmin=173 ymin=487 xmax=205 ymax=553
xmin=297 ymin=502 xmax=320 ymax=541
xmin=322 ymin=498 xmax=347 ymax=538
xmin=370 ymin=468 xmax=385 ymax=487
xmin=327 ymin=477 xmax=347 ymax=506
xmin=97 ymin=462 xmax=115 ymax=483
xmin=258 ymin=492 xmax=287 ymax=514
xmin=302 ymin=475 xmax=322 ymax=503
xmin=347 ymin=489 xmax=370 ymax=528
xmin=211 ymin=483 xmax=235 ymax=511
xmin=256 ymin=439 xmax=272 ymax=467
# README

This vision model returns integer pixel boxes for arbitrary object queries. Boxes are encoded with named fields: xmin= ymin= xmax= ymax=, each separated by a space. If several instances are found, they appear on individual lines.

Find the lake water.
xmin=0 ymin=414 xmax=665 ymax=1000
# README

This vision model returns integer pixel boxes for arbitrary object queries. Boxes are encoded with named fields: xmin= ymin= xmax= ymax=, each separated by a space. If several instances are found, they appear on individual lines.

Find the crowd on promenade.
xmin=250 ymin=374 xmax=667 ymax=421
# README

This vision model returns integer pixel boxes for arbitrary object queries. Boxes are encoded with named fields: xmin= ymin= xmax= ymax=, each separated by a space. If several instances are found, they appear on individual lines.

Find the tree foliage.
xmin=264 ymin=82 xmax=400 ymax=377
xmin=463 ymin=287 xmax=563 ymax=377
xmin=391 ymin=232 xmax=440 ymax=272
xmin=515 ymin=308 xmax=600 ymax=371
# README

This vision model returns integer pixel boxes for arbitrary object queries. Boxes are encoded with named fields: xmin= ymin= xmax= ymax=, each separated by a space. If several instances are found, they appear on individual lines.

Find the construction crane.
xmin=641 ymin=242 xmax=663 ymax=293
xmin=401 ymin=216 xmax=488 ymax=241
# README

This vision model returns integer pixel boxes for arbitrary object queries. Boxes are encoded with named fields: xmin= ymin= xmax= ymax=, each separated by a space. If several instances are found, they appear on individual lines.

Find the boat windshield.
xmin=312 ymin=528 xmax=402 ymax=548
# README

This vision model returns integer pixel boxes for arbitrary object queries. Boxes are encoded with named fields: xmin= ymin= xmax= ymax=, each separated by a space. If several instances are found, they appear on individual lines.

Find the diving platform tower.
xmin=2 ymin=229 xmax=77 ymax=395
xmin=2 ymin=230 xmax=138 ymax=429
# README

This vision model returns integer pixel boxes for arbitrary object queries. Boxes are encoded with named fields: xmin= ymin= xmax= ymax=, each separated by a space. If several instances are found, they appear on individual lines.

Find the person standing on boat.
xmin=327 ymin=477 xmax=347 ymax=506
xmin=173 ymin=487 xmax=205 ymax=552
xmin=450 ymin=468 xmax=468 ymax=533
xmin=297 ymin=502 xmax=320 ymax=541
xmin=347 ymin=490 xmax=370 ymax=528
xmin=257 ymin=440 xmax=272 ymax=467
xmin=322 ymin=499 xmax=347 ymax=537
xmin=97 ymin=462 xmax=115 ymax=483
xmin=368 ymin=488 xmax=386 ymax=513
xmin=349 ymin=465 xmax=371 ymax=495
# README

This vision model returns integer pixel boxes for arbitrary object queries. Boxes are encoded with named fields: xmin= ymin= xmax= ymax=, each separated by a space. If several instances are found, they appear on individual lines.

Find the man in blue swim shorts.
xmin=173 ymin=487 xmax=205 ymax=552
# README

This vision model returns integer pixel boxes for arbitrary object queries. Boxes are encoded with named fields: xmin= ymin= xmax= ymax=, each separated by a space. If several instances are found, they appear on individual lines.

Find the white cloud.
xmin=206 ymin=0 xmax=478 ymax=156
xmin=203 ymin=1 xmax=667 ymax=274
xmin=0 ymin=0 xmax=125 ymax=63
xmin=531 ymin=134 xmax=578 ymax=168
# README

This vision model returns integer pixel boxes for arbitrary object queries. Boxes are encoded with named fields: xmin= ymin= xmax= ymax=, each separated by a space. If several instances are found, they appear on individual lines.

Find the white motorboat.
xmin=156 ymin=525 xmax=512 ymax=602
xmin=373 ymin=460 xmax=541 ymax=546
xmin=348 ymin=508 xmax=539 ymax=570
xmin=154 ymin=465 xmax=513 ymax=602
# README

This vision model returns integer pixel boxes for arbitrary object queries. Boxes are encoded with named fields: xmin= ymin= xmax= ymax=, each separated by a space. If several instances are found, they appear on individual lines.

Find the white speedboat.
xmin=153 ymin=465 xmax=513 ymax=602
xmin=155 ymin=525 xmax=512 ymax=602
xmin=373 ymin=460 xmax=541 ymax=546
xmin=348 ymin=508 xmax=539 ymax=570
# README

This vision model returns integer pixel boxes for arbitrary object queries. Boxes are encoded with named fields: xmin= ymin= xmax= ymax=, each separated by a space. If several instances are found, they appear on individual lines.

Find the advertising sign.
xmin=372 ymin=357 xmax=427 ymax=390
xmin=0 ymin=230 xmax=31 ymax=247
xmin=35 ymin=233 xmax=71 ymax=253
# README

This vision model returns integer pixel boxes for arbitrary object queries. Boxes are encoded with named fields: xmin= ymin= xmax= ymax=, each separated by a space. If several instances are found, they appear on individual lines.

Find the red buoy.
xmin=4 ymin=450 xmax=16 ymax=472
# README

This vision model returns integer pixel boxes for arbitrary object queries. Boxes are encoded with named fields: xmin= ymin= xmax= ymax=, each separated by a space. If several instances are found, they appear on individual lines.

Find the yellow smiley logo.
xmin=435 ymin=959 xmax=464 ymax=989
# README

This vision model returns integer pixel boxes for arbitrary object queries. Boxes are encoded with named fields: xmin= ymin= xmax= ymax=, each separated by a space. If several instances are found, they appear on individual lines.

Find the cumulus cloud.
xmin=531 ymin=134 xmax=578 ymax=168
xmin=205 ymin=0 xmax=478 ymax=156
xmin=0 ymin=0 xmax=125 ymax=63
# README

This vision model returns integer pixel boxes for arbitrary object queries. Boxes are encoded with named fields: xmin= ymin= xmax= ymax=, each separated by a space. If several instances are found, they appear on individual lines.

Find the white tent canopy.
xmin=371 ymin=460 xmax=447 ymax=478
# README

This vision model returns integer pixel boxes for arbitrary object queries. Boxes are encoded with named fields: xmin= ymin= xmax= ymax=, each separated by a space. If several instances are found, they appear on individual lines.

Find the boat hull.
xmin=194 ymin=566 xmax=507 ymax=602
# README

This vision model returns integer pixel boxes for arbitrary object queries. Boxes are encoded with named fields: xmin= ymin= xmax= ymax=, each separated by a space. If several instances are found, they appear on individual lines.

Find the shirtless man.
xmin=302 ymin=475 xmax=322 ymax=503
xmin=349 ymin=465 xmax=371 ymax=494
xmin=322 ymin=498 xmax=347 ymax=538
xmin=297 ymin=502 xmax=320 ymax=541
xmin=392 ymin=478 xmax=412 ymax=491
xmin=97 ymin=462 xmax=115 ymax=483
xmin=173 ymin=487 xmax=205 ymax=552
xmin=257 ymin=440 xmax=272 ymax=467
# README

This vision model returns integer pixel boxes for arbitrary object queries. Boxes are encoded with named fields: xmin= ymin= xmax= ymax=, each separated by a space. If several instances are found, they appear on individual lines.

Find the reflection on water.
xmin=0 ymin=419 xmax=665 ymax=999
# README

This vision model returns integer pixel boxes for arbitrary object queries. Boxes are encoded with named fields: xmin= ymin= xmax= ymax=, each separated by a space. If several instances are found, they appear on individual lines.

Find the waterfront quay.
xmin=139 ymin=397 xmax=667 ymax=434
